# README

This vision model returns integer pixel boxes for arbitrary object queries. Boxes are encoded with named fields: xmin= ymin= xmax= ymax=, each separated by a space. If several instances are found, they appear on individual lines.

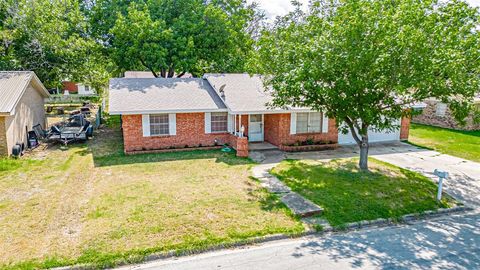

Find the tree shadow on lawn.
xmin=74 ymin=127 xmax=254 ymax=167
xmin=290 ymin=212 xmax=480 ymax=269
xmin=272 ymin=159 xmax=453 ymax=227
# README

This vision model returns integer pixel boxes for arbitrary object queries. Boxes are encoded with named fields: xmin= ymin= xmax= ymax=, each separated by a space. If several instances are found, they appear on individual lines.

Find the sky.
xmin=249 ymin=0 xmax=480 ymax=20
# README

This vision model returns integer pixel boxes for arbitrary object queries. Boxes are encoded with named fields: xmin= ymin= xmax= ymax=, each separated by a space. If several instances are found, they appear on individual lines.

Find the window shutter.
xmin=142 ymin=114 xmax=150 ymax=137
xmin=322 ymin=113 xmax=329 ymax=133
xmin=227 ymin=114 xmax=233 ymax=133
xmin=204 ymin=112 xmax=211 ymax=134
xmin=290 ymin=112 xmax=297 ymax=135
xmin=169 ymin=114 xmax=176 ymax=135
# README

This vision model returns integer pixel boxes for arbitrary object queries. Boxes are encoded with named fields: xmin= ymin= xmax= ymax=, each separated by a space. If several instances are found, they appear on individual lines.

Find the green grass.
xmin=409 ymin=123 xmax=480 ymax=162
xmin=271 ymin=158 xmax=455 ymax=228
xmin=0 ymin=128 xmax=303 ymax=269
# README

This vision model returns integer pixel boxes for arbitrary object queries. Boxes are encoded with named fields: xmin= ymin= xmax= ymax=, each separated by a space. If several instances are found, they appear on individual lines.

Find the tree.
xmin=0 ymin=0 xmax=110 ymax=89
xmin=108 ymin=0 xmax=260 ymax=77
xmin=258 ymin=0 xmax=480 ymax=170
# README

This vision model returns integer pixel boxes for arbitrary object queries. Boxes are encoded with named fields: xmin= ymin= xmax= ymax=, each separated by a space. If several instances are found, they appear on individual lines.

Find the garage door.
xmin=338 ymin=119 xmax=401 ymax=145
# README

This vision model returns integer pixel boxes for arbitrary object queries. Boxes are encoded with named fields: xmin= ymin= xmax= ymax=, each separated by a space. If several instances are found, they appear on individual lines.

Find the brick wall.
xmin=122 ymin=113 xmax=231 ymax=153
xmin=0 ymin=117 xmax=7 ymax=156
xmin=264 ymin=113 xmax=338 ymax=146
xmin=413 ymin=100 xmax=480 ymax=130
xmin=400 ymin=116 xmax=411 ymax=140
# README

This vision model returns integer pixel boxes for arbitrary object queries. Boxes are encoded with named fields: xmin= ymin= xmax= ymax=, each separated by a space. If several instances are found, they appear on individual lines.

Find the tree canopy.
xmin=0 ymin=0 xmax=110 ymax=89
xmin=258 ymin=0 xmax=480 ymax=169
xmin=108 ymin=0 xmax=259 ymax=77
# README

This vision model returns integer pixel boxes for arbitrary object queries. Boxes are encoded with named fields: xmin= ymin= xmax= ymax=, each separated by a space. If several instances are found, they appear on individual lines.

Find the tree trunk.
xmin=167 ymin=67 xmax=175 ymax=78
xmin=359 ymin=136 xmax=369 ymax=171
xmin=160 ymin=69 xmax=166 ymax=78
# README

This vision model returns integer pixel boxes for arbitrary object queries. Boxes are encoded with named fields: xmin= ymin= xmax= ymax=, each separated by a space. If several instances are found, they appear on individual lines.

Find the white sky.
xmin=249 ymin=0 xmax=480 ymax=20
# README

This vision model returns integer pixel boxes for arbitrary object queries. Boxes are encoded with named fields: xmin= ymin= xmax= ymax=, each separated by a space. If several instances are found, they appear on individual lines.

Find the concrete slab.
xmin=257 ymin=175 xmax=291 ymax=193
xmin=281 ymin=192 xmax=323 ymax=217
xmin=249 ymin=142 xmax=279 ymax=151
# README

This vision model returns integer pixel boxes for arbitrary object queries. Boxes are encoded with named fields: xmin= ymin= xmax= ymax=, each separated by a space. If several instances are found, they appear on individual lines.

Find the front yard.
xmin=409 ymin=123 xmax=480 ymax=162
xmin=0 ymin=128 xmax=302 ymax=269
xmin=271 ymin=158 xmax=455 ymax=227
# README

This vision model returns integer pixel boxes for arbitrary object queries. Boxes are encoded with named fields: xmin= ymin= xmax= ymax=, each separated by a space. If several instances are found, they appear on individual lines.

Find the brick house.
xmin=0 ymin=71 xmax=49 ymax=156
xmin=109 ymin=74 xmax=411 ymax=156
xmin=412 ymin=98 xmax=480 ymax=130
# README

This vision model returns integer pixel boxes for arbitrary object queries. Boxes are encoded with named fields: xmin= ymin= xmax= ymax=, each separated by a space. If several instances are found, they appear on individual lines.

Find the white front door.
xmin=248 ymin=114 xmax=264 ymax=142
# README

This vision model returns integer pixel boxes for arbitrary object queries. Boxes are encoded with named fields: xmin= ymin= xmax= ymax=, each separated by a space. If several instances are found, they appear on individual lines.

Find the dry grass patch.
xmin=0 ymin=128 xmax=302 ymax=269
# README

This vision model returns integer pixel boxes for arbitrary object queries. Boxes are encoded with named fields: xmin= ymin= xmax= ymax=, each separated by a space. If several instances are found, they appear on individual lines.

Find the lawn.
xmin=271 ymin=158 xmax=455 ymax=227
xmin=409 ymin=123 xmax=480 ymax=162
xmin=0 ymin=128 xmax=303 ymax=269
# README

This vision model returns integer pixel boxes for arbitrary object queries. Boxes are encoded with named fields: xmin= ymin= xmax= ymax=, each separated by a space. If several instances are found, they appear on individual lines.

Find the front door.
xmin=248 ymin=114 xmax=264 ymax=142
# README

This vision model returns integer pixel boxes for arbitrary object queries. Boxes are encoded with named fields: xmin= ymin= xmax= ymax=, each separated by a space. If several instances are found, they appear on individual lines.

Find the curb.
xmin=55 ymin=205 xmax=473 ymax=270
xmin=322 ymin=204 xmax=474 ymax=232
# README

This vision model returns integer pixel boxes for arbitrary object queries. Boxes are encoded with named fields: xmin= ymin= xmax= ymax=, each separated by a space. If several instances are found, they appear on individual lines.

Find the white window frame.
xmin=149 ymin=114 xmax=170 ymax=136
xmin=296 ymin=112 xmax=323 ymax=134
xmin=210 ymin=112 xmax=228 ymax=133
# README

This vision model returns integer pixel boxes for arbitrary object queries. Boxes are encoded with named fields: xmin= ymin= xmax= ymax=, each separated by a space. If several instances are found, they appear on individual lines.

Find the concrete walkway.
xmin=250 ymin=150 xmax=324 ymax=218
xmin=119 ymin=143 xmax=480 ymax=270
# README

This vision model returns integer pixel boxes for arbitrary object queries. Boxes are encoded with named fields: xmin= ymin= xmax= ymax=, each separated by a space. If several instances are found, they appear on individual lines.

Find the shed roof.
xmin=0 ymin=71 xmax=49 ymax=115
xmin=109 ymin=78 xmax=227 ymax=114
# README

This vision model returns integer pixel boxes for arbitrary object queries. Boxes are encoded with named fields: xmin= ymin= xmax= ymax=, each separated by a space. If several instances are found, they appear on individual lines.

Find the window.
xmin=435 ymin=103 xmax=447 ymax=117
xmin=84 ymin=85 xmax=90 ymax=92
xmin=296 ymin=112 xmax=322 ymax=133
xmin=211 ymin=112 xmax=228 ymax=132
xmin=150 ymin=114 xmax=169 ymax=135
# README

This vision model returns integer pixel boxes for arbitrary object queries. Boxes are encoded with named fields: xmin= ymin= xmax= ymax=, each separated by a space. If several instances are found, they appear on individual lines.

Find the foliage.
xmin=409 ymin=123 xmax=480 ymax=162
xmin=258 ymin=0 xmax=480 ymax=169
xmin=0 ymin=0 xmax=110 ymax=89
xmin=108 ymin=0 xmax=259 ymax=77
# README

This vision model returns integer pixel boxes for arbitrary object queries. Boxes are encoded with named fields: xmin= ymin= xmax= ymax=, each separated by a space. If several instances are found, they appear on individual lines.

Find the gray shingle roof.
xmin=0 ymin=71 xmax=49 ymax=114
xmin=204 ymin=74 xmax=285 ymax=113
xmin=109 ymin=78 xmax=227 ymax=114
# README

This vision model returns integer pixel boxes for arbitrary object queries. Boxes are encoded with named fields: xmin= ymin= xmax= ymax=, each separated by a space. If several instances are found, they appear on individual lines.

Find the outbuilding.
xmin=0 ymin=71 xmax=50 ymax=156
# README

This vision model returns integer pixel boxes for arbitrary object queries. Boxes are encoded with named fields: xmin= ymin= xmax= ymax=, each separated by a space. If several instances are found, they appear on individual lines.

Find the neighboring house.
xmin=0 ymin=71 xmax=50 ymax=156
xmin=62 ymin=81 xmax=95 ymax=95
xmin=413 ymin=97 xmax=480 ymax=130
xmin=109 ymin=74 xmax=411 ymax=156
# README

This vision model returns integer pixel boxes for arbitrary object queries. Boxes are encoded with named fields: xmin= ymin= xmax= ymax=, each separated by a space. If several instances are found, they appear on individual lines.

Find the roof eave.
xmin=109 ymin=108 xmax=229 ymax=115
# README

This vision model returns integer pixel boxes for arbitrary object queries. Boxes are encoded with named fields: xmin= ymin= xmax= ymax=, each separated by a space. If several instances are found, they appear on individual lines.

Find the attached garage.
xmin=337 ymin=119 xmax=403 ymax=145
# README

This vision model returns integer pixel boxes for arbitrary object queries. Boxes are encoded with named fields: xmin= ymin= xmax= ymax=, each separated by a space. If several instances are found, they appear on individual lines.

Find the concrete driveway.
xmin=119 ymin=143 xmax=480 ymax=270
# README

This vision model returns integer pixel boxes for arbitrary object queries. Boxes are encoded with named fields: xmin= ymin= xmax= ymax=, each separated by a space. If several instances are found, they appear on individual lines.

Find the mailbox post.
xmin=433 ymin=169 xmax=449 ymax=201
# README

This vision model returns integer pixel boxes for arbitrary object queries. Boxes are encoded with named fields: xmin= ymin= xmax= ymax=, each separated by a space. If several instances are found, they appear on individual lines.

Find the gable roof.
xmin=204 ymin=74 xmax=280 ymax=113
xmin=0 ymin=71 xmax=49 ymax=115
xmin=109 ymin=78 xmax=227 ymax=115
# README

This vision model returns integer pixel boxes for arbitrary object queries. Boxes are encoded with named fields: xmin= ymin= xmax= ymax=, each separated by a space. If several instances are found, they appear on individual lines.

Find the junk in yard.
xmin=47 ymin=114 xmax=93 ymax=146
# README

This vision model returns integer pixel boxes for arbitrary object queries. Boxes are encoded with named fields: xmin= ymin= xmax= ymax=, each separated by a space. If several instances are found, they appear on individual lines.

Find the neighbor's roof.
xmin=109 ymin=78 xmax=227 ymax=114
xmin=204 ymin=74 xmax=282 ymax=113
xmin=0 ymin=71 xmax=49 ymax=115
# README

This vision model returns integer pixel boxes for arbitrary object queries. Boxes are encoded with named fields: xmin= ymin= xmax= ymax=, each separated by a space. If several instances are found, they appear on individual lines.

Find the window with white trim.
xmin=435 ymin=103 xmax=447 ymax=117
xmin=150 ymin=114 xmax=169 ymax=135
xmin=296 ymin=112 xmax=322 ymax=133
xmin=211 ymin=112 xmax=228 ymax=132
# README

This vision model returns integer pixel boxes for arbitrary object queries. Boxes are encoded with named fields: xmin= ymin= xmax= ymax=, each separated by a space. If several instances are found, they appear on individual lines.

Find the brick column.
xmin=236 ymin=137 xmax=249 ymax=157
xmin=400 ymin=116 xmax=411 ymax=141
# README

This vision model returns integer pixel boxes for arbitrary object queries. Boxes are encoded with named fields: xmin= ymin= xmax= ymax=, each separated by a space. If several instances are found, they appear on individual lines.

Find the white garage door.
xmin=338 ymin=119 xmax=401 ymax=145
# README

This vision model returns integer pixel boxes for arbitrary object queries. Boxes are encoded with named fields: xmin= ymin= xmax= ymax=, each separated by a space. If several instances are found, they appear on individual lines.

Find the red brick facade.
xmin=400 ymin=116 xmax=411 ymax=141
xmin=263 ymin=113 xmax=338 ymax=146
xmin=122 ymin=113 xmax=231 ymax=153
xmin=62 ymin=81 xmax=78 ymax=93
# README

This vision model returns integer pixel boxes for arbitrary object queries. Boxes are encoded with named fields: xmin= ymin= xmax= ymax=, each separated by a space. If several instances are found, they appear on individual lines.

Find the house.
xmin=0 ymin=71 xmax=50 ymax=156
xmin=412 ymin=97 xmax=480 ymax=130
xmin=109 ymin=74 xmax=411 ymax=156
xmin=124 ymin=71 xmax=193 ymax=78
xmin=62 ymin=81 xmax=95 ymax=95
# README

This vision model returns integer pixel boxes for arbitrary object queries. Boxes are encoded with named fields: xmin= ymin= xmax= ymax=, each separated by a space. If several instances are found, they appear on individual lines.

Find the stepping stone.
xmin=281 ymin=193 xmax=323 ymax=217
xmin=302 ymin=216 xmax=332 ymax=231
xmin=258 ymin=175 xmax=291 ymax=193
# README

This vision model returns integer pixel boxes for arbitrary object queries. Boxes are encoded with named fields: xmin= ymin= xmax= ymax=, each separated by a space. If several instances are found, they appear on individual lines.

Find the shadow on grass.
xmin=75 ymin=127 xmax=254 ymax=167
xmin=271 ymin=159 xmax=453 ymax=227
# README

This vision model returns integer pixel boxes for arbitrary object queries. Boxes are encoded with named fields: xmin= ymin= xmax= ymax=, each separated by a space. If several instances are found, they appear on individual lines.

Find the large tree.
xmin=258 ymin=0 xmax=480 ymax=170
xmin=0 ymin=0 xmax=109 ymax=89
xmin=108 ymin=0 xmax=260 ymax=77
